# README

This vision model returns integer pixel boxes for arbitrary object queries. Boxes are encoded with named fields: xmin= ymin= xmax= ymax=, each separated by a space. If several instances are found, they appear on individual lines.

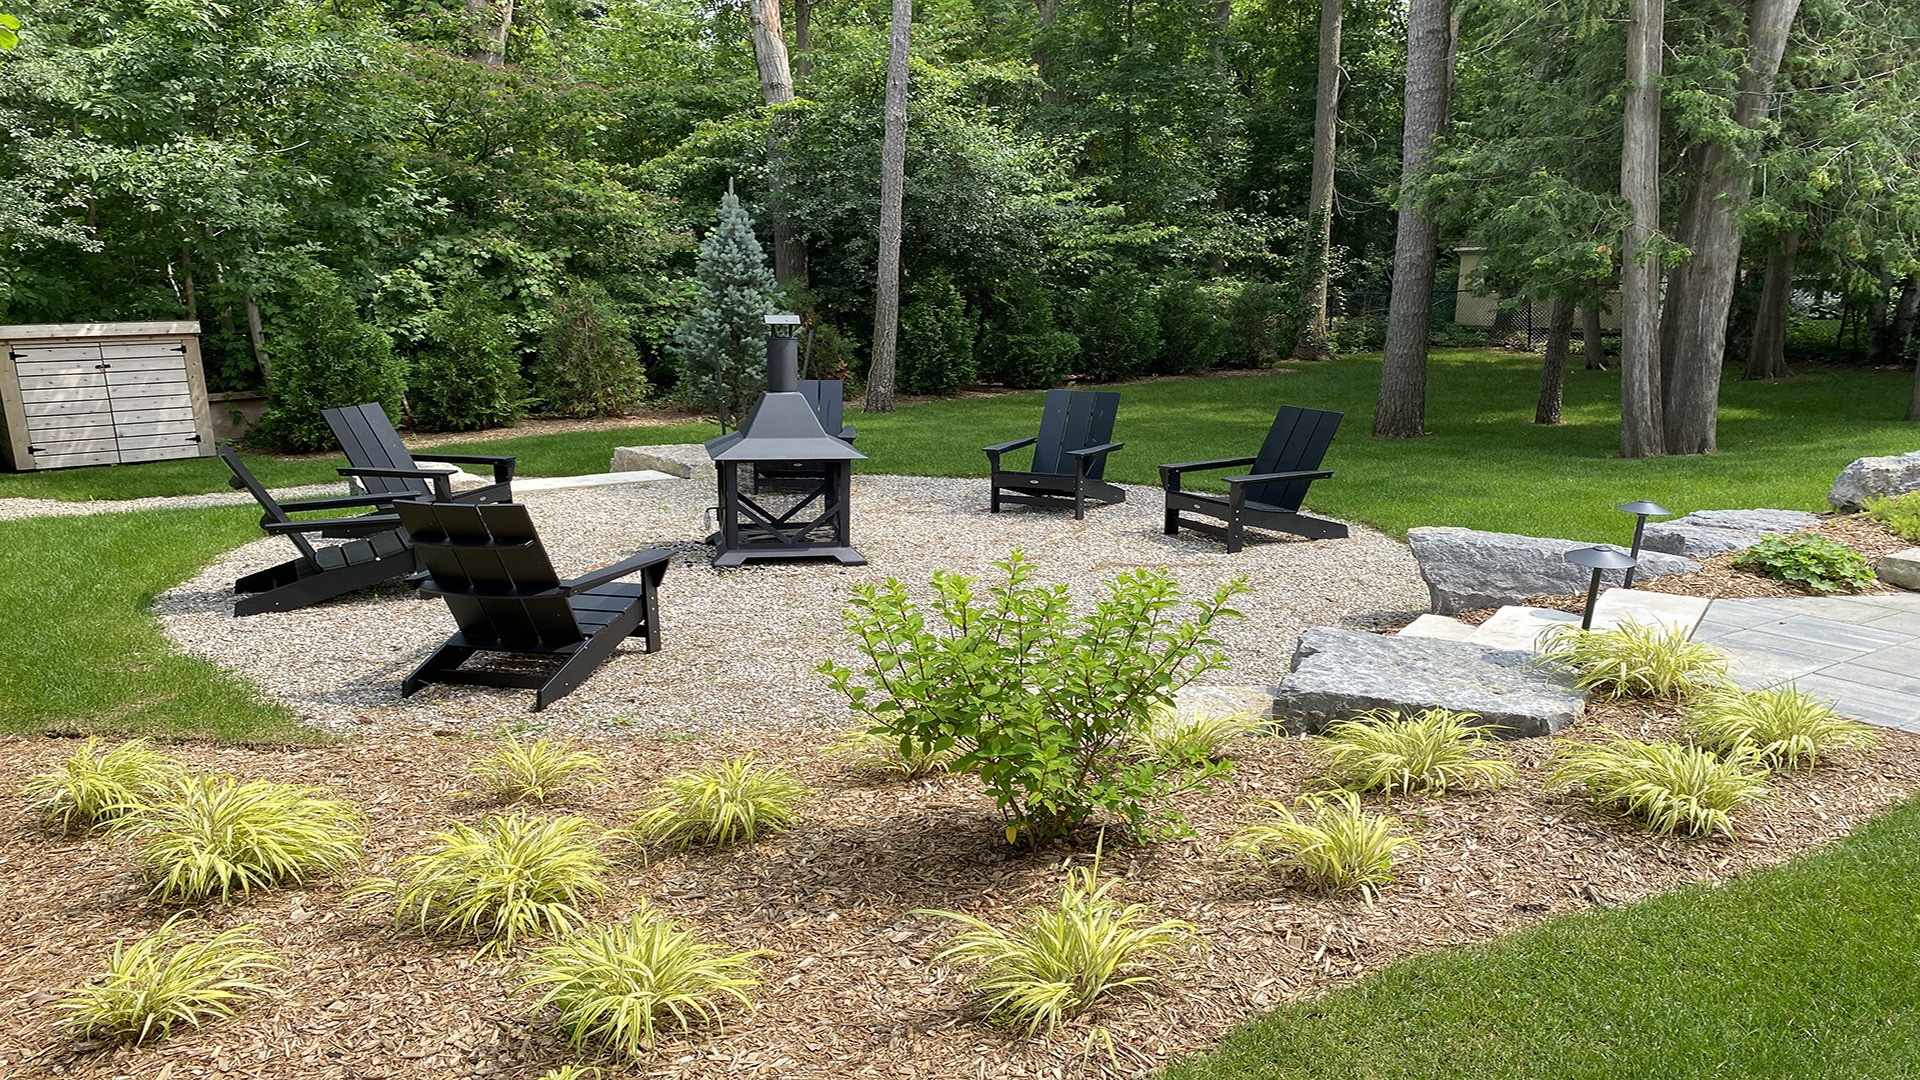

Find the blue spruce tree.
xmin=672 ymin=193 xmax=780 ymax=426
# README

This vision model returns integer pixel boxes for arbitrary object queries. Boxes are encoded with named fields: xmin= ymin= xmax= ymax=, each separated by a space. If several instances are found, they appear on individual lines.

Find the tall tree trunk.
xmin=244 ymin=290 xmax=269 ymax=377
xmin=1892 ymin=273 xmax=1919 ymax=363
xmin=1869 ymin=267 xmax=1896 ymax=361
xmin=1293 ymin=0 xmax=1342 ymax=360
xmin=1659 ymin=0 xmax=1800 ymax=455
xmin=865 ymin=0 xmax=911 ymax=414
xmin=1582 ymin=297 xmax=1607 ymax=369
xmin=180 ymin=248 xmax=198 ymax=322
xmin=1372 ymin=0 xmax=1453 ymax=438
xmin=793 ymin=0 xmax=813 ymax=81
xmin=750 ymin=0 xmax=808 ymax=287
xmin=1743 ymin=232 xmax=1797 ymax=380
xmin=1617 ymin=0 xmax=1665 ymax=458
xmin=1034 ymin=0 xmax=1062 ymax=106
xmin=468 ymin=0 xmax=511 ymax=64
xmin=1536 ymin=297 xmax=1574 ymax=425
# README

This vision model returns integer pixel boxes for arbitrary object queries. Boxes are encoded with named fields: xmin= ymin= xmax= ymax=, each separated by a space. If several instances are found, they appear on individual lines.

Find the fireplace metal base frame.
xmin=710 ymin=461 xmax=867 ymax=567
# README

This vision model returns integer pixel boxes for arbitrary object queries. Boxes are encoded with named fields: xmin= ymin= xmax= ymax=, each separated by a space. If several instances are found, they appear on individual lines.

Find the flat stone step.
xmin=516 ymin=470 xmax=676 ymax=493
xmin=1589 ymin=588 xmax=1712 ymax=636
xmin=1467 ymin=606 xmax=1578 ymax=651
xmin=1397 ymin=614 xmax=1478 ymax=641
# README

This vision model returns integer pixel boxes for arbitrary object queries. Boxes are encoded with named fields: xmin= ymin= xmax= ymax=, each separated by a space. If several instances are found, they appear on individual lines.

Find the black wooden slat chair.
xmin=752 ymin=378 xmax=859 ymax=491
xmin=983 ymin=389 xmax=1125 ymax=520
xmin=218 ymin=445 xmax=420 ymax=616
xmin=1159 ymin=405 xmax=1348 ymax=552
xmin=393 ymin=500 xmax=672 ymax=711
xmin=324 ymin=403 xmax=516 ymax=506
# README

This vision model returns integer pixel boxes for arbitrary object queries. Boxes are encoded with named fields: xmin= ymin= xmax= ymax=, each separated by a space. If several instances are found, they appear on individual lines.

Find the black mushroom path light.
xmin=1563 ymin=545 xmax=1638 ymax=630
xmin=1614 ymin=499 xmax=1671 ymax=587
xmin=704 ymin=314 xmax=868 ymax=567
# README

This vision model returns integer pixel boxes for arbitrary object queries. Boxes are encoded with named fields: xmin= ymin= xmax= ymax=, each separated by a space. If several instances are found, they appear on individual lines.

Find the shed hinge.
xmin=27 ymin=446 xmax=45 ymax=454
xmin=187 ymin=435 xmax=202 ymax=443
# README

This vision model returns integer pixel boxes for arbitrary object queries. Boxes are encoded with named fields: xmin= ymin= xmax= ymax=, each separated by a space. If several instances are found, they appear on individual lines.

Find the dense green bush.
xmin=408 ymin=278 xmax=528 ymax=431
xmin=1221 ymin=282 xmax=1289 ymax=368
xmin=1864 ymin=492 xmax=1920 ymax=541
xmin=1731 ymin=534 xmax=1876 ymax=593
xmin=1152 ymin=278 xmax=1229 ymax=375
xmin=821 ymin=551 xmax=1246 ymax=843
xmin=536 ymin=280 xmax=648 ymax=418
xmin=254 ymin=265 xmax=406 ymax=452
xmin=897 ymin=271 xmax=977 ymax=395
xmin=978 ymin=272 xmax=1078 ymax=389
xmin=1073 ymin=268 xmax=1160 ymax=381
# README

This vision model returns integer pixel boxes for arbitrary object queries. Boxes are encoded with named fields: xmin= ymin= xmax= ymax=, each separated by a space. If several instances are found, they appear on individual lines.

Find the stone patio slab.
xmin=1816 ymin=661 xmax=1920 ymax=696
xmin=1789 ymin=673 xmax=1920 ymax=727
xmin=1862 ymin=610 xmax=1920 ymax=636
xmin=1710 ymin=628 xmax=1870 ymax=664
xmin=1398 ymin=614 xmax=1478 ymax=641
xmin=1766 ymin=615 xmax=1913 ymax=652
xmin=1716 ymin=645 xmax=1830 ymax=691
xmin=1466 ymin=606 xmax=1578 ymax=651
xmin=1845 ymin=643 xmax=1920 ymax=676
xmin=1589 ymin=589 xmax=1712 ymax=636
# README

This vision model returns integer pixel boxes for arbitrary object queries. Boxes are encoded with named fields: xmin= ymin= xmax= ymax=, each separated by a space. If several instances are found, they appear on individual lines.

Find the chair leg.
xmin=402 ymin=644 xmax=477 ymax=698
xmin=1164 ymin=505 xmax=1181 ymax=536
xmin=1074 ymin=483 xmax=1086 ymax=521
xmin=536 ymin=609 xmax=644 ymax=710
xmin=1226 ymin=518 xmax=1245 ymax=554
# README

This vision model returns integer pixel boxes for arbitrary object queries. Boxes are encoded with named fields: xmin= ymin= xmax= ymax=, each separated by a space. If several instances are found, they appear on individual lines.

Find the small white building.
xmin=1454 ymin=248 xmax=1623 ymax=331
xmin=0 ymin=321 xmax=215 ymax=471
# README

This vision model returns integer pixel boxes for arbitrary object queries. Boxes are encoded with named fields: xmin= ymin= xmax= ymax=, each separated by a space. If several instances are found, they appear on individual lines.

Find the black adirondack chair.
xmin=324 ymin=403 xmax=515 ymax=506
xmin=752 ymin=378 xmax=859 ymax=491
xmin=393 ymin=500 xmax=672 ymax=711
xmin=1159 ymin=405 xmax=1348 ymax=552
xmin=983 ymin=389 xmax=1125 ymax=520
xmin=218 ymin=445 xmax=420 ymax=617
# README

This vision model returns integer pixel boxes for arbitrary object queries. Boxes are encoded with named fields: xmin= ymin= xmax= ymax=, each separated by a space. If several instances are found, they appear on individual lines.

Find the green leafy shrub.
xmin=116 ymin=776 xmax=365 ymax=903
xmin=464 ymin=736 xmax=607 ymax=804
xmin=1863 ymin=492 xmax=1920 ymax=541
xmin=924 ymin=865 xmax=1198 ymax=1036
xmin=21 ymin=737 xmax=178 ymax=835
xmin=521 ymin=905 xmax=763 ymax=1057
xmin=1073 ymin=268 xmax=1159 ymax=381
xmin=1731 ymin=534 xmax=1876 ymax=593
xmin=630 ymin=758 xmax=807 ymax=850
xmin=825 ymin=725 xmax=962 ymax=779
xmin=60 ymin=917 xmax=280 ymax=1045
xmin=1222 ymin=281 xmax=1290 ymax=368
xmin=1151 ymin=278 xmax=1229 ymax=375
xmin=254 ymin=264 xmax=407 ymax=452
xmin=1535 ymin=622 xmax=1730 ymax=700
xmin=671 ymin=192 xmax=778 ymax=424
xmin=978 ymin=271 xmax=1078 ymax=389
xmin=1315 ymin=708 xmax=1515 ymax=795
xmin=1133 ymin=705 xmax=1265 ymax=764
xmin=1683 ymin=687 xmax=1880 ymax=768
xmin=821 ymin=551 xmax=1246 ymax=843
xmin=897 ymin=269 xmax=978 ymax=395
xmin=1547 ymin=739 xmax=1773 ymax=837
xmin=408 ymin=277 xmax=528 ymax=431
xmin=537 ymin=280 xmax=648 ymax=418
xmin=1225 ymin=790 xmax=1420 ymax=898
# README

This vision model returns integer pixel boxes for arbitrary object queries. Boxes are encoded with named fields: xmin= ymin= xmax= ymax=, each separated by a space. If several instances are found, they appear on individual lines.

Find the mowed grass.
xmin=1162 ymin=795 xmax=1920 ymax=1080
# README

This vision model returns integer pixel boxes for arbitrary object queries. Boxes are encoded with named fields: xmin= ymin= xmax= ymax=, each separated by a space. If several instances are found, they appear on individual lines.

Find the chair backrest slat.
xmin=394 ymin=501 xmax=584 ymax=648
xmin=798 ymin=379 xmax=845 ymax=437
xmin=1249 ymin=405 xmax=1343 ymax=511
xmin=325 ymin=403 xmax=431 ymax=499
xmin=1029 ymin=389 xmax=1119 ymax=477
xmin=218 ymin=445 xmax=319 ymax=562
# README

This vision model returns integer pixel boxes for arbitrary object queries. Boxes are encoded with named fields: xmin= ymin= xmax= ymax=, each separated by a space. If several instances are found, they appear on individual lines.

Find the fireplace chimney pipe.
xmin=766 ymin=333 xmax=799 ymax=394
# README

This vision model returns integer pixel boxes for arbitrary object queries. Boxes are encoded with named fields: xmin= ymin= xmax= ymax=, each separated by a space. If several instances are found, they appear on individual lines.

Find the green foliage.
xmin=671 ymin=193 xmax=779 ymax=423
xmin=1547 ymin=739 xmax=1774 ymax=838
xmin=925 ymin=864 xmax=1198 ymax=1036
xmin=254 ymin=265 xmax=407 ymax=453
xmin=823 ymin=551 xmax=1246 ymax=843
xmin=1732 ymin=534 xmax=1877 ymax=593
xmin=897 ymin=270 xmax=978 ymax=395
xmin=825 ymin=725 xmax=962 ymax=779
xmin=116 ymin=775 xmax=365 ymax=903
xmin=1316 ymin=709 xmax=1516 ymax=796
xmin=1863 ymin=492 xmax=1920 ymax=541
xmin=408 ymin=278 xmax=528 ymax=431
xmin=1221 ymin=282 xmax=1291 ymax=369
xmin=1152 ymin=279 xmax=1229 ymax=375
xmin=358 ymin=814 xmax=610 ymax=954
xmin=536 ymin=280 xmax=648 ymax=418
xmin=59 ymin=917 xmax=280 ymax=1045
xmin=20 ymin=736 xmax=178 ymax=835
xmin=630 ymin=758 xmax=807 ymax=850
xmin=0 ymin=12 xmax=18 ymax=51
xmin=978 ymin=272 xmax=1079 ymax=389
xmin=536 ymin=1068 xmax=601 ymax=1080
xmin=521 ymin=905 xmax=762 ymax=1057
xmin=1133 ymin=705 xmax=1265 ymax=764
xmin=1072 ymin=269 xmax=1160 ymax=382
xmin=1225 ymin=791 xmax=1420 ymax=899
xmin=1683 ymin=687 xmax=1880 ymax=769
xmin=1535 ymin=622 xmax=1731 ymax=701
xmin=463 ymin=736 xmax=607 ymax=804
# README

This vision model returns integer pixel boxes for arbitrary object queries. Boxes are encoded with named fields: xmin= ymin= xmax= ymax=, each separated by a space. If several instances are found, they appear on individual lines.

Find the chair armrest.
xmin=838 ymin=425 xmax=858 ymax=442
xmin=1159 ymin=456 xmax=1257 ymax=476
xmin=1064 ymin=441 xmax=1124 ymax=459
xmin=264 ymin=513 xmax=403 ymax=535
xmin=560 ymin=547 xmax=675 ymax=594
xmin=339 ymin=465 xmax=456 ymax=500
xmin=273 ymin=492 xmax=406 ymax=514
xmin=983 ymin=436 xmax=1036 ymax=467
xmin=1223 ymin=469 xmax=1334 ymax=486
xmin=414 ymin=452 xmax=516 ymax=483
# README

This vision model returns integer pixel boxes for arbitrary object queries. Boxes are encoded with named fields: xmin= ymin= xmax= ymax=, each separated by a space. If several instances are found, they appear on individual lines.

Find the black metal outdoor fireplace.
xmin=704 ymin=316 xmax=867 ymax=567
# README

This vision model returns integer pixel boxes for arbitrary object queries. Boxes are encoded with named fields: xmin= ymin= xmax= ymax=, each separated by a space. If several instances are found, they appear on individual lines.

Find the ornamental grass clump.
xmin=1134 ymin=705 xmax=1266 ymax=764
xmin=1683 ymin=687 xmax=1879 ymax=769
xmin=1225 ymin=791 xmax=1419 ymax=899
xmin=357 ymin=814 xmax=610 ymax=954
xmin=1316 ymin=708 xmax=1515 ymax=795
xmin=630 ymin=758 xmax=806 ymax=850
xmin=924 ymin=865 xmax=1199 ymax=1037
xmin=1535 ymin=621 xmax=1730 ymax=700
xmin=521 ymin=906 xmax=763 ymax=1057
xmin=1547 ymin=738 xmax=1773 ymax=838
xmin=60 ymin=917 xmax=280 ymax=1045
xmin=464 ymin=736 xmax=607 ymax=804
xmin=117 ymin=775 xmax=365 ymax=903
xmin=824 ymin=725 xmax=963 ymax=779
xmin=21 ymin=737 xmax=179 ymax=835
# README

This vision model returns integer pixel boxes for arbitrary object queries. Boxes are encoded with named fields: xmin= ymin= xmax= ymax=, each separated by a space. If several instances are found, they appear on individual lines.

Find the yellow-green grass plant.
xmin=1134 ymin=704 xmax=1267 ymax=763
xmin=1682 ymin=686 xmax=1880 ymax=769
xmin=630 ymin=757 xmax=807 ymax=850
xmin=356 ymin=814 xmax=610 ymax=954
xmin=1863 ymin=492 xmax=1920 ymax=541
xmin=59 ymin=916 xmax=280 ymax=1044
xmin=537 ymin=1067 xmax=601 ymax=1080
xmin=1315 ymin=708 xmax=1515 ymax=795
xmin=824 ymin=724 xmax=962 ymax=779
xmin=21 ymin=736 xmax=179 ymax=834
xmin=923 ymin=865 xmax=1199 ymax=1037
xmin=1225 ymin=790 xmax=1421 ymax=899
xmin=1547 ymin=738 xmax=1774 ymax=838
xmin=521 ymin=905 xmax=763 ymax=1057
xmin=1535 ymin=621 xmax=1730 ymax=700
xmin=116 ymin=775 xmax=365 ymax=903
xmin=463 ymin=735 xmax=608 ymax=803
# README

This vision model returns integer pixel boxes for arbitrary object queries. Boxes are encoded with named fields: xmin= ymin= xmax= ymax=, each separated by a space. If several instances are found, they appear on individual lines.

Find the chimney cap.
xmin=765 ymin=313 xmax=802 ymax=328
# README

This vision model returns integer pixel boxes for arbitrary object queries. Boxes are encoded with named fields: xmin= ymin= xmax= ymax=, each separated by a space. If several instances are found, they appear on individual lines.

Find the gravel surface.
xmin=0 ymin=483 xmax=346 ymax=522
xmin=155 ymin=475 xmax=1429 ymax=734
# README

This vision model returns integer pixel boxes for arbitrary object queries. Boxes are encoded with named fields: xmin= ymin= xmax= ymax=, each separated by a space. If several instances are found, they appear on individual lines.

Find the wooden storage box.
xmin=0 ymin=321 xmax=216 ymax=471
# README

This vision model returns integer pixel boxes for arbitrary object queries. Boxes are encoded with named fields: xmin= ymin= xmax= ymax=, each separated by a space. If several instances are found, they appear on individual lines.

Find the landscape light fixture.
xmin=1614 ymin=500 xmax=1671 ymax=587
xmin=1563 ymin=545 xmax=1638 ymax=631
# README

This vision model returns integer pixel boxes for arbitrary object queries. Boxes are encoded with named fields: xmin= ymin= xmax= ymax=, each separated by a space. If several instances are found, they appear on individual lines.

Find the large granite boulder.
xmin=1640 ymin=508 xmax=1821 ymax=559
xmin=1829 ymin=450 xmax=1920 ymax=511
xmin=611 ymin=443 xmax=714 ymax=482
xmin=1271 ymin=628 xmax=1586 ymax=738
xmin=1407 ymin=527 xmax=1699 ymax=614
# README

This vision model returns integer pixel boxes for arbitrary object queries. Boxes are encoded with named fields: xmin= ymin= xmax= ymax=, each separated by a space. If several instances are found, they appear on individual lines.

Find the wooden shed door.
xmin=100 ymin=339 xmax=201 ymax=463
xmin=10 ymin=342 xmax=121 ymax=468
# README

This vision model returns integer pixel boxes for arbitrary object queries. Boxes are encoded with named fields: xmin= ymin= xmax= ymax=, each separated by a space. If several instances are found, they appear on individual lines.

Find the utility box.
xmin=0 ymin=321 xmax=215 ymax=471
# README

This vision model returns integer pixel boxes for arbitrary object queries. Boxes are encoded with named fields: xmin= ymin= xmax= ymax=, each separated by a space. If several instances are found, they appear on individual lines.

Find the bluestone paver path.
xmin=1694 ymin=593 xmax=1920 ymax=730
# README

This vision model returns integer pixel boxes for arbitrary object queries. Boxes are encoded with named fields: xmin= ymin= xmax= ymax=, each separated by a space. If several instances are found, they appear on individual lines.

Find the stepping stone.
xmin=1407 ymin=527 xmax=1700 ymax=614
xmin=1467 ymin=606 xmax=1578 ymax=651
xmin=1271 ymin=628 xmax=1587 ymax=738
xmin=515 ymin=471 xmax=676 ymax=493
xmin=1878 ymin=548 xmax=1920 ymax=591
xmin=1640 ymin=508 xmax=1820 ymax=558
xmin=1174 ymin=684 xmax=1281 ymax=722
xmin=1588 ymin=588 xmax=1711 ymax=637
xmin=611 ymin=443 xmax=716 ymax=482
xmin=1398 ymin=614 xmax=1477 ymax=641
